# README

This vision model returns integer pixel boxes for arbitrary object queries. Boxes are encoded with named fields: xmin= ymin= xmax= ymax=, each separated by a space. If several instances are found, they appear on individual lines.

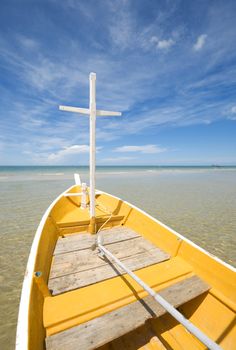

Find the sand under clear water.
xmin=0 ymin=166 xmax=235 ymax=349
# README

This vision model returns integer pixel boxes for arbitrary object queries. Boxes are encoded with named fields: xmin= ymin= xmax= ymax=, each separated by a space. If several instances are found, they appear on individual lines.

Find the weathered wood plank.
xmin=49 ymin=248 xmax=169 ymax=295
xmin=49 ymin=227 xmax=170 ymax=294
xmin=54 ymin=227 xmax=140 ymax=255
xmin=50 ymin=236 xmax=165 ymax=279
xmin=46 ymin=276 xmax=209 ymax=350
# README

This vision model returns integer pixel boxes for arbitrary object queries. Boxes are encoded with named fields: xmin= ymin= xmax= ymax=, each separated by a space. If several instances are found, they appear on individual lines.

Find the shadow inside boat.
xmin=100 ymin=254 xmax=212 ymax=350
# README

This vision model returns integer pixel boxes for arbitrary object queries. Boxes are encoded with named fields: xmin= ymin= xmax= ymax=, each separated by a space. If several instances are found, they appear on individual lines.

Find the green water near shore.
xmin=0 ymin=166 xmax=235 ymax=349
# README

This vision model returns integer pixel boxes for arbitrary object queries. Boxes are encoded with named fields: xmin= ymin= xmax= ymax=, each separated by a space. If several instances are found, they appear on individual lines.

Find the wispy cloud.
xmin=101 ymin=156 xmax=137 ymax=164
xmin=17 ymin=35 xmax=39 ymax=50
xmin=227 ymin=105 xmax=236 ymax=120
xmin=48 ymin=145 xmax=102 ymax=161
xmin=109 ymin=12 xmax=134 ymax=50
xmin=0 ymin=1 xmax=236 ymax=164
xmin=114 ymin=145 xmax=167 ymax=154
xmin=231 ymin=106 xmax=236 ymax=114
xmin=193 ymin=34 xmax=207 ymax=51
xmin=150 ymin=36 xmax=175 ymax=50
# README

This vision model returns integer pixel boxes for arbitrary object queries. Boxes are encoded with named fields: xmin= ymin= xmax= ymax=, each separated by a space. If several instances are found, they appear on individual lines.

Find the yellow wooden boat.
xmin=16 ymin=73 xmax=236 ymax=350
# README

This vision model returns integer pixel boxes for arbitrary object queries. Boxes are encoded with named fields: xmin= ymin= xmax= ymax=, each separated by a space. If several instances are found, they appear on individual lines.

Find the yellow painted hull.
xmin=16 ymin=185 xmax=236 ymax=350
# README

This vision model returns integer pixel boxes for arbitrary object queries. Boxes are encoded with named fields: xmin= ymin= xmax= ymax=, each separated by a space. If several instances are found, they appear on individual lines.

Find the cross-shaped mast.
xmin=59 ymin=72 xmax=122 ymax=233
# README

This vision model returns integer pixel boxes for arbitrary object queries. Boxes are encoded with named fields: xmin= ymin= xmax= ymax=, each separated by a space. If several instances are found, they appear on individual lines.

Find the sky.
xmin=0 ymin=0 xmax=236 ymax=166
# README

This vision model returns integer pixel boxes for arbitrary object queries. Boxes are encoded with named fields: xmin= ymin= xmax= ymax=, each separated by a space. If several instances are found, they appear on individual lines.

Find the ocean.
xmin=0 ymin=165 xmax=236 ymax=349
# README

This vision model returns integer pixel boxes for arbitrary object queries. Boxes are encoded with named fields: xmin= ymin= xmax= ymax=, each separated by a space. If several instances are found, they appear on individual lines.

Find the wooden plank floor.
xmin=46 ymin=275 xmax=209 ymax=350
xmin=48 ymin=227 xmax=170 ymax=295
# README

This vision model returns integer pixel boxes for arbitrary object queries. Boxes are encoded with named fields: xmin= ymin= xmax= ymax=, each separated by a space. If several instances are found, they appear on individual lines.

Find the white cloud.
xmin=150 ymin=36 xmax=175 ymax=50
xmin=101 ymin=156 xmax=136 ymax=163
xmin=193 ymin=34 xmax=207 ymax=51
xmin=231 ymin=106 xmax=236 ymax=114
xmin=228 ymin=105 xmax=236 ymax=120
xmin=48 ymin=144 xmax=94 ymax=160
xmin=114 ymin=144 xmax=167 ymax=154
xmin=17 ymin=35 xmax=39 ymax=50
xmin=158 ymin=39 xmax=175 ymax=50
xmin=108 ymin=2 xmax=134 ymax=50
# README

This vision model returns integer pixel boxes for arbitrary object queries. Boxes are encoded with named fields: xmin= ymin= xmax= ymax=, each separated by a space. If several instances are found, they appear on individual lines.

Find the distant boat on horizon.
xmin=211 ymin=164 xmax=222 ymax=168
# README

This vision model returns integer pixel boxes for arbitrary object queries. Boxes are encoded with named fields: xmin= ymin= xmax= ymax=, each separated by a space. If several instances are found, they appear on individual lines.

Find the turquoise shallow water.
xmin=0 ymin=166 xmax=236 ymax=349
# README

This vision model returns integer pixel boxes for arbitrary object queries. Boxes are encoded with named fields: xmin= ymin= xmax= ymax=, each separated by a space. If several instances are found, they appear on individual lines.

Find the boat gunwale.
xmin=15 ymin=184 xmax=236 ymax=350
xmin=110 ymin=192 xmax=236 ymax=273
xmin=15 ymin=185 xmax=75 ymax=350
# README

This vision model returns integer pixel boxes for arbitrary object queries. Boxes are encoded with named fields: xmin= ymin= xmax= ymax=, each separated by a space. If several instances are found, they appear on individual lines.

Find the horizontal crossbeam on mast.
xmin=59 ymin=105 xmax=122 ymax=117
xmin=96 ymin=110 xmax=122 ymax=117
xmin=59 ymin=106 xmax=89 ymax=115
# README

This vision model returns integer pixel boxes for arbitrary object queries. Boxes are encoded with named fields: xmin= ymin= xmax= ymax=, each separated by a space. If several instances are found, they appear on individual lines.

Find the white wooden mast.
xmin=59 ymin=72 xmax=121 ymax=233
xmin=89 ymin=73 xmax=96 ymax=228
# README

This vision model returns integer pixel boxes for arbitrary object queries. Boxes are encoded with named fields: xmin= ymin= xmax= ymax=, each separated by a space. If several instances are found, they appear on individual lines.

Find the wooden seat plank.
xmin=50 ymin=236 xmax=166 ymax=279
xmin=49 ymin=227 xmax=170 ymax=295
xmin=54 ymin=227 xmax=140 ymax=255
xmin=49 ymin=248 xmax=169 ymax=295
xmin=46 ymin=275 xmax=209 ymax=350
xmin=44 ymin=258 xmax=193 ymax=332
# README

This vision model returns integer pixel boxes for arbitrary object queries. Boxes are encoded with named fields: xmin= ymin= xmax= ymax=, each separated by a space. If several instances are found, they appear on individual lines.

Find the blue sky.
xmin=0 ymin=0 xmax=236 ymax=165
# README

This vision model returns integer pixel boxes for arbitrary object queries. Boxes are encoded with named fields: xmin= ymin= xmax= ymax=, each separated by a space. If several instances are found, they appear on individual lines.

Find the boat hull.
xmin=16 ymin=185 xmax=236 ymax=350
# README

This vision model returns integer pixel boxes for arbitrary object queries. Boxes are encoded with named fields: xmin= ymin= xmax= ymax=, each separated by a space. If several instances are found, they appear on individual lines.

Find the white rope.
xmin=98 ymin=243 xmax=222 ymax=350
xmin=95 ymin=200 xmax=113 ymax=245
